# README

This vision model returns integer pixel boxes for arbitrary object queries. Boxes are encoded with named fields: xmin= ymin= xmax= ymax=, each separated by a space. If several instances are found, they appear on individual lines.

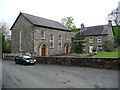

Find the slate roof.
xmin=80 ymin=25 xmax=111 ymax=36
xmin=21 ymin=13 xmax=71 ymax=32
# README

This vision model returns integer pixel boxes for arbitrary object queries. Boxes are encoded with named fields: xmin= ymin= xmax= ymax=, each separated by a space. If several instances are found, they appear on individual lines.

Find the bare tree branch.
xmin=108 ymin=8 xmax=120 ymax=26
xmin=60 ymin=17 xmax=76 ymax=29
xmin=0 ymin=22 xmax=9 ymax=35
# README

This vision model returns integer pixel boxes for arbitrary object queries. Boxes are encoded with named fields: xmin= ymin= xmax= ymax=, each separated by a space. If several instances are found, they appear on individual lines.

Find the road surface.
xmin=2 ymin=60 xmax=118 ymax=88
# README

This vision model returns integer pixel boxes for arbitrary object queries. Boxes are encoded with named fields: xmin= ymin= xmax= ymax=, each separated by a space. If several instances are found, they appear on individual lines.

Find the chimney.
xmin=81 ymin=23 xmax=85 ymax=29
xmin=108 ymin=20 xmax=112 ymax=26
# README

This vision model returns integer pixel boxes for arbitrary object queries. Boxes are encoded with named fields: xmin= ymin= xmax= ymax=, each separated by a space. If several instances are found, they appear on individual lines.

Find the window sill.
xmin=58 ymin=46 xmax=62 ymax=47
xmin=49 ymin=47 xmax=54 ymax=49
xmin=41 ymin=38 xmax=45 ymax=40
xmin=89 ymin=42 xmax=93 ymax=43
xmin=97 ymin=42 xmax=102 ymax=43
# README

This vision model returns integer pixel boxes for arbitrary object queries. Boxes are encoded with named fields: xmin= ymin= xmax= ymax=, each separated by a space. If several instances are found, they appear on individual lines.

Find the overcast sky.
xmin=0 ymin=0 xmax=120 ymax=28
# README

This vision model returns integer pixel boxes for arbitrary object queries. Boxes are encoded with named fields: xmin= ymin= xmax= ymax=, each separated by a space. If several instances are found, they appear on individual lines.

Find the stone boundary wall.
xmin=35 ymin=57 xmax=119 ymax=70
xmin=3 ymin=56 xmax=119 ymax=70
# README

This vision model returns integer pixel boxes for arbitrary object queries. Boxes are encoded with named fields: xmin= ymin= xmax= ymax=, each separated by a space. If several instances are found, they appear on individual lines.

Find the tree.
xmin=72 ymin=32 xmax=85 ymax=54
xmin=108 ymin=2 xmax=120 ymax=26
xmin=103 ymin=40 xmax=116 ymax=52
xmin=108 ymin=9 xmax=119 ymax=26
xmin=0 ymin=22 xmax=11 ymax=53
xmin=0 ymin=22 xmax=7 ymax=53
xmin=108 ymin=4 xmax=120 ymax=47
xmin=61 ymin=17 xmax=76 ymax=29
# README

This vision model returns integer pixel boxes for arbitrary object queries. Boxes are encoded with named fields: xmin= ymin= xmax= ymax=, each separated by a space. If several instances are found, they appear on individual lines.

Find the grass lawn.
xmin=92 ymin=47 xmax=120 ymax=58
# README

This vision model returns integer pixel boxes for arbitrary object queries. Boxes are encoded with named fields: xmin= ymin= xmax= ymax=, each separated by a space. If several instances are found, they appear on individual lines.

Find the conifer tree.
xmin=73 ymin=32 xmax=85 ymax=53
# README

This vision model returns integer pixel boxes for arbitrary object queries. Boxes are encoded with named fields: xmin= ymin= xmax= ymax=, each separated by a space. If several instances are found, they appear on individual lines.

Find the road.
xmin=2 ymin=60 xmax=118 ymax=88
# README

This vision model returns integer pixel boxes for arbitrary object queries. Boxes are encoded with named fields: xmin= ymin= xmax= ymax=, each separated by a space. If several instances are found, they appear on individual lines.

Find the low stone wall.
xmin=3 ymin=56 xmax=15 ymax=60
xmin=35 ymin=57 xmax=119 ymax=70
xmin=3 ymin=56 xmax=119 ymax=70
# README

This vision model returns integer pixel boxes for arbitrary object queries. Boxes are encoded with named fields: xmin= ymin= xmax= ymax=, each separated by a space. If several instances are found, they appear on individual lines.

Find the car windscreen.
xmin=23 ymin=56 xmax=32 ymax=59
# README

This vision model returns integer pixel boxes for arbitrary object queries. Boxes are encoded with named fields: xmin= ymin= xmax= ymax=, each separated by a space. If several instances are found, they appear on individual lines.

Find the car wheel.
xmin=15 ymin=61 xmax=18 ymax=64
xmin=22 ymin=62 xmax=26 ymax=65
xmin=32 ymin=63 xmax=35 ymax=65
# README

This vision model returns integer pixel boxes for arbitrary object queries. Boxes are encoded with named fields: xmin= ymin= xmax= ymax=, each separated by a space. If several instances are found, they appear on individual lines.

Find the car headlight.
xmin=26 ymin=60 xmax=29 ymax=62
xmin=34 ymin=59 xmax=36 ymax=62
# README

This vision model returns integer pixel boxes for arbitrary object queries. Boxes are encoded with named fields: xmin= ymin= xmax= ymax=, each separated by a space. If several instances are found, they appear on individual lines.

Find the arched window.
xmin=58 ymin=35 xmax=62 ymax=47
xmin=50 ymin=34 xmax=53 ymax=40
xmin=49 ymin=34 xmax=54 ymax=48
xmin=19 ymin=31 xmax=22 ymax=51
xmin=41 ymin=30 xmax=45 ymax=39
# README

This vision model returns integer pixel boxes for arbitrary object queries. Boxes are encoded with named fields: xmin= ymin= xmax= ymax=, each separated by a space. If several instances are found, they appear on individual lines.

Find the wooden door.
xmin=66 ymin=45 xmax=69 ymax=54
xmin=41 ymin=44 xmax=46 ymax=56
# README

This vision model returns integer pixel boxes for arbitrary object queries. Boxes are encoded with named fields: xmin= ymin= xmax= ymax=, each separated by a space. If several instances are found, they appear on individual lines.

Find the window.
xmin=89 ymin=37 xmax=93 ymax=43
xmin=58 ymin=35 xmax=62 ymax=47
xmin=97 ymin=36 xmax=102 ymax=43
xmin=81 ymin=38 xmax=86 ymax=43
xmin=82 ymin=45 xmax=86 ymax=51
xmin=82 ymin=38 xmax=86 ymax=42
xmin=50 ymin=34 xmax=53 ymax=41
xmin=41 ymin=30 xmax=45 ymax=39
xmin=89 ymin=45 xmax=93 ymax=53
xmin=23 ymin=56 xmax=32 ymax=59
xmin=19 ymin=31 xmax=22 ymax=51
xmin=97 ymin=44 xmax=102 ymax=50
xmin=49 ymin=34 xmax=54 ymax=48
xmin=50 ymin=42 xmax=54 ymax=48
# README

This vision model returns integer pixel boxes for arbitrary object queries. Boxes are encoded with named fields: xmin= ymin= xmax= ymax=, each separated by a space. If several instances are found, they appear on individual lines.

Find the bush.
xmin=2 ymin=39 xmax=11 ymax=53
xmin=103 ymin=41 xmax=115 ymax=52
xmin=92 ymin=48 xmax=96 ymax=52
xmin=115 ymin=39 xmax=120 ymax=46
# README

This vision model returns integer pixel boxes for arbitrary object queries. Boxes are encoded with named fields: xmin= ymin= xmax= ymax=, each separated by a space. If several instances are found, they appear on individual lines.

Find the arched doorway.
xmin=65 ymin=44 xmax=70 ymax=54
xmin=41 ymin=44 xmax=46 ymax=56
xmin=39 ymin=43 xmax=48 ymax=56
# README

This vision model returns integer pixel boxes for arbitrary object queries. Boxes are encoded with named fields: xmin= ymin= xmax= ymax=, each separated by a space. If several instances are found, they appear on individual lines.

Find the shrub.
xmin=103 ymin=41 xmax=115 ymax=52
xmin=115 ymin=39 xmax=120 ymax=46
xmin=92 ymin=48 xmax=96 ymax=52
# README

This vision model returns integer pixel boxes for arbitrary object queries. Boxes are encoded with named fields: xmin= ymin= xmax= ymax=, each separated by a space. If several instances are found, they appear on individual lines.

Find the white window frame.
xmin=50 ymin=34 xmax=53 ymax=41
xmin=58 ymin=35 xmax=62 ymax=47
xmin=97 ymin=44 xmax=102 ymax=50
xmin=82 ymin=45 xmax=86 ymax=51
xmin=97 ymin=36 xmax=102 ymax=43
xmin=70 ymin=39 xmax=72 ymax=43
xmin=19 ymin=31 xmax=22 ymax=51
xmin=41 ymin=30 xmax=45 ymax=39
xmin=82 ymin=38 xmax=86 ymax=42
xmin=49 ymin=34 xmax=54 ymax=48
xmin=89 ymin=37 xmax=93 ymax=43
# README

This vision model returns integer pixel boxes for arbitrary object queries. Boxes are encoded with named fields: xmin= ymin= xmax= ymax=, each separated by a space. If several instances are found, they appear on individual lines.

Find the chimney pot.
xmin=108 ymin=20 xmax=112 ymax=26
xmin=81 ymin=23 xmax=84 ymax=29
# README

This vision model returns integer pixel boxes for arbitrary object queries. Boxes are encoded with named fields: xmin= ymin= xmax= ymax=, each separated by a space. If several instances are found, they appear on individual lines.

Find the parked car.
xmin=15 ymin=55 xmax=36 ymax=65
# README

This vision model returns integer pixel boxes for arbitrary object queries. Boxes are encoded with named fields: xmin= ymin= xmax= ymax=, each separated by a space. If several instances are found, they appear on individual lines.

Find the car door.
xmin=17 ymin=56 xmax=23 ymax=64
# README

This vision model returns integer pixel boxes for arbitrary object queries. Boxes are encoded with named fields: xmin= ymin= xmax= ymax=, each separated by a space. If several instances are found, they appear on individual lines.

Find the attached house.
xmin=11 ymin=12 xmax=72 ymax=56
xmin=77 ymin=21 xmax=114 ymax=53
